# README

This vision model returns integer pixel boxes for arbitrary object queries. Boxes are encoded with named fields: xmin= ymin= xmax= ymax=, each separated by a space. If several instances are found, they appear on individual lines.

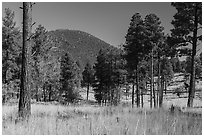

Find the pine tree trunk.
xmin=156 ymin=87 xmax=159 ymax=106
xmin=132 ymin=84 xmax=135 ymax=108
xmin=141 ymin=89 xmax=144 ymax=108
xmin=187 ymin=4 xmax=198 ymax=108
xmin=86 ymin=83 xmax=89 ymax=100
xmin=153 ymin=85 xmax=156 ymax=108
xmin=18 ymin=2 xmax=32 ymax=118
xmin=160 ymin=78 xmax=164 ymax=107
xmin=187 ymin=58 xmax=196 ymax=107
xmin=150 ymin=48 xmax=153 ymax=108
xmin=165 ymin=80 xmax=167 ymax=94
xmin=158 ymin=58 xmax=162 ymax=107
xmin=48 ymin=85 xmax=52 ymax=101
xmin=34 ymin=58 xmax=39 ymax=102
xmin=36 ymin=84 xmax=38 ymax=102
xmin=43 ymin=84 xmax=46 ymax=102
xmin=136 ymin=66 xmax=140 ymax=107
xmin=48 ymin=92 xmax=52 ymax=102
xmin=126 ymin=85 xmax=128 ymax=100
xmin=105 ymin=98 xmax=107 ymax=106
xmin=153 ymin=52 xmax=156 ymax=108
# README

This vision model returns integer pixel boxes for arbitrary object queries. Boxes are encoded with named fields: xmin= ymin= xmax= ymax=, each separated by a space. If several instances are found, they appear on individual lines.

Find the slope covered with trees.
xmin=48 ymin=29 xmax=114 ymax=70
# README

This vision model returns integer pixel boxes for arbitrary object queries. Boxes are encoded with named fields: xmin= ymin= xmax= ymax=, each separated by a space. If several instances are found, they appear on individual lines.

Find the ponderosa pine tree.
xmin=60 ymin=53 xmax=79 ymax=103
xmin=137 ymin=60 xmax=149 ymax=108
xmin=107 ymin=48 xmax=127 ymax=105
xmin=19 ymin=2 xmax=32 ymax=118
xmin=93 ymin=49 xmax=109 ymax=105
xmin=82 ymin=62 xmax=94 ymax=100
xmin=2 ymin=8 xmax=21 ymax=103
xmin=144 ymin=13 xmax=165 ymax=108
xmin=2 ymin=8 xmax=21 ymax=85
xmin=93 ymin=48 xmax=126 ymax=105
xmin=32 ymin=25 xmax=48 ymax=101
xmin=171 ymin=2 xmax=202 ymax=107
xmin=124 ymin=13 xmax=147 ymax=108
xmin=156 ymin=37 xmax=173 ymax=107
xmin=39 ymin=49 xmax=61 ymax=102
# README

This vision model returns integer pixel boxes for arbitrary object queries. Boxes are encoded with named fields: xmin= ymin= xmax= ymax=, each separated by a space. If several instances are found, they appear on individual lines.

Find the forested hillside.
xmin=48 ymin=29 xmax=114 ymax=70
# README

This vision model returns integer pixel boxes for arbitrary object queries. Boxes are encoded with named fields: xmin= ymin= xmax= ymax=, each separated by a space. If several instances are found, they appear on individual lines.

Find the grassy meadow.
xmin=2 ymin=76 xmax=202 ymax=135
xmin=2 ymin=103 xmax=202 ymax=135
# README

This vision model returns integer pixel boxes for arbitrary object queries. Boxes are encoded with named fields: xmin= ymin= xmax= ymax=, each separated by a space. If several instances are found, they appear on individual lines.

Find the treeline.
xmin=2 ymin=2 xmax=202 ymax=109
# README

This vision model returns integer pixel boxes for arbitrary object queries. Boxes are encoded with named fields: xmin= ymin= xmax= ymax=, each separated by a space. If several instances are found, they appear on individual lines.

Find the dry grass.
xmin=2 ymin=103 xmax=202 ymax=135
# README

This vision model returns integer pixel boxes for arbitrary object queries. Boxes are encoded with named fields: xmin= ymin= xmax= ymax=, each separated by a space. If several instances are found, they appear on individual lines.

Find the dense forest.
xmin=2 ymin=2 xmax=202 ymax=119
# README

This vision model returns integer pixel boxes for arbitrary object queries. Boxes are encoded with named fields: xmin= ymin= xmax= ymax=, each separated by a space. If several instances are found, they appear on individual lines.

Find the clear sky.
xmin=2 ymin=2 xmax=177 ymax=46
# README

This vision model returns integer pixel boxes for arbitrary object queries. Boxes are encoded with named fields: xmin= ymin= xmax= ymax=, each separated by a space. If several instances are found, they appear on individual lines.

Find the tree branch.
xmin=31 ymin=22 xmax=36 ymax=27
xmin=31 ymin=50 xmax=37 ymax=57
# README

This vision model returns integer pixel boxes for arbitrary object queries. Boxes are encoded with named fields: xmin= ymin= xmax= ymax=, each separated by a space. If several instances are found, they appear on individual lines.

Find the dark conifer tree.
xmin=93 ymin=49 xmax=109 ymax=104
xmin=2 ymin=8 xmax=21 ymax=85
xmin=124 ymin=13 xmax=147 ymax=108
xmin=171 ymin=2 xmax=202 ymax=107
xmin=144 ymin=13 xmax=165 ymax=108
xmin=60 ymin=53 xmax=79 ymax=103
xmin=82 ymin=62 xmax=94 ymax=100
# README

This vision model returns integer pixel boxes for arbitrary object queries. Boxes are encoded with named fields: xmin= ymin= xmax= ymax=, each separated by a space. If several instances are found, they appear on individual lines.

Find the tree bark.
xmin=187 ymin=4 xmax=198 ymax=107
xmin=18 ymin=2 xmax=32 ymax=118
xmin=43 ymin=84 xmax=46 ymax=102
xmin=158 ymin=58 xmax=162 ymax=107
xmin=153 ymin=84 xmax=156 ymax=108
xmin=86 ymin=83 xmax=89 ymax=100
xmin=160 ymin=78 xmax=164 ymax=107
xmin=150 ymin=48 xmax=153 ymax=108
xmin=141 ymin=89 xmax=144 ymax=108
xmin=132 ymin=84 xmax=135 ymax=108
xmin=165 ymin=80 xmax=167 ymax=95
xmin=35 ymin=84 xmax=39 ymax=102
xmin=136 ymin=66 xmax=140 ymax=107
xmin=34 ymin=58 xmax=39 ymax=102
xmin=126 ymin=85 xmax=128 ymax=100
xmin=48 ymin=85 xmax=52 ymax=101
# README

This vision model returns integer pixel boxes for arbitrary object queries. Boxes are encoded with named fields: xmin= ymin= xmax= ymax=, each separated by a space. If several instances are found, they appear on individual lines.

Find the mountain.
xmin=48 ymin=29 xmax=115 ymax=70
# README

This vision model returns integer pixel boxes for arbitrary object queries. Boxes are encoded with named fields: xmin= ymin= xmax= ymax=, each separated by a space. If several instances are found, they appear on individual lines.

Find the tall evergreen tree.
xmin=39 ymin=50 xmax=61 ymax=102
xmin=60 ymin=53 xmax=79 ymax=103
xmin=82 ymin=62 xmax=94 ymax=100
xmin=171 ymin=2 xmax=202 ymax=107
xmin=106 ymin=48 xmax=127 ymax=105
xmin=124 ymin=13 xmax=147 ymax=108
xmin=2 ymin=8 xmax=21 ymax=103
xmin=32 ymin=25 xmax=47 ymax=101
xmin=2 ymin=8 xmax=21 ymax=85
xmin=93 ymin=49 xmax=109 ymax=104
xmin=19 ymin=2 xmax=32 ymax=118
xmin=93 ymin=48 xmax=126 ymax=105
xmin=156 ymin=37 xmax=173 ymax=107
xmin=144 ymin=13 xmax=165 ymax=108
